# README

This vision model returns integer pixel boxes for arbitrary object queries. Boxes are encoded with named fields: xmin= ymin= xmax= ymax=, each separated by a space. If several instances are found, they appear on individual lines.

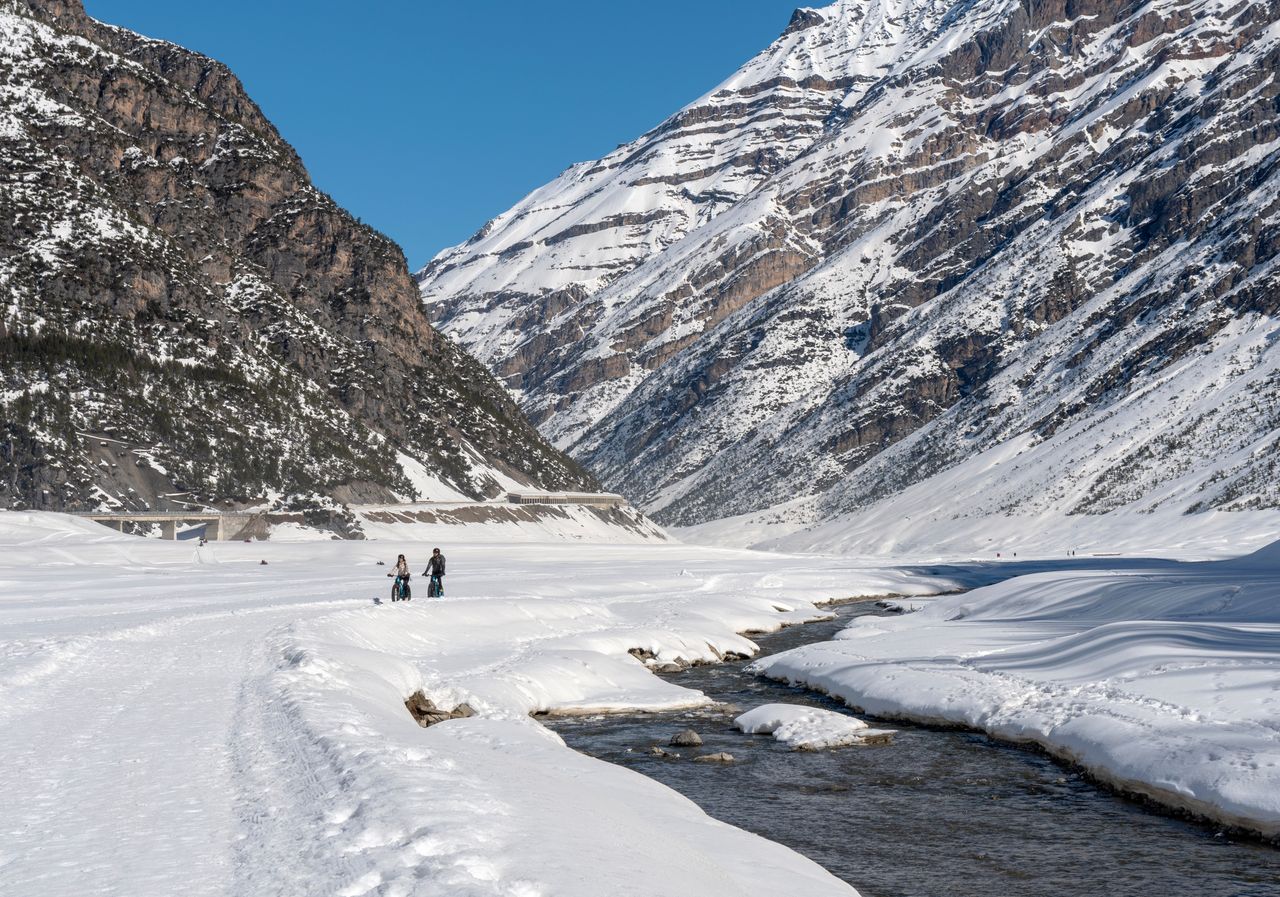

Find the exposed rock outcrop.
xmin=0 ymin=0 xmax=595 ymax=513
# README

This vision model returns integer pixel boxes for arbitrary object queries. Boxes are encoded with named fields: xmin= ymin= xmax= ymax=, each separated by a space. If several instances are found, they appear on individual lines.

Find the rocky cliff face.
xmin=420 ymin=0 xmax=1280 ymax=535
xmin=0 ymin=0 xmax=595 ymax=514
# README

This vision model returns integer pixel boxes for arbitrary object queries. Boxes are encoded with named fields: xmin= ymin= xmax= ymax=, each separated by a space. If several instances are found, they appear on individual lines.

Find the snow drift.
xmin=754 ymin=541 xmax=1280 ymax=837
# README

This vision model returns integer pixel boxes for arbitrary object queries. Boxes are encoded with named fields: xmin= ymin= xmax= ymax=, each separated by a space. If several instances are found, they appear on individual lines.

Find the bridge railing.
xmin=70 ymin=511 xmax=262 ymax=541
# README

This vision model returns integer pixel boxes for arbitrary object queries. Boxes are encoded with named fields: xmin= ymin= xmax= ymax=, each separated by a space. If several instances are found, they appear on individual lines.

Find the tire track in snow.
xmin=0 ymin=591 xmax=363 ymax=897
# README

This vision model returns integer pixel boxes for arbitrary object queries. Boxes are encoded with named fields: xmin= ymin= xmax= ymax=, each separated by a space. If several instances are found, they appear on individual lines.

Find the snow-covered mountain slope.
xmin=418 ymin=4 xmax=865 ymax=378
xmin=419 ymin=0 xmax=1280 ymax=542
xmin=0 ymin=0 xmax=594 ymax=516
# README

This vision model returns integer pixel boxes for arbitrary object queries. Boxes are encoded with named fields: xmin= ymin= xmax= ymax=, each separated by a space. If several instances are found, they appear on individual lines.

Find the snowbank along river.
xmin=547 ymin=603 xmax=1280 ymax=897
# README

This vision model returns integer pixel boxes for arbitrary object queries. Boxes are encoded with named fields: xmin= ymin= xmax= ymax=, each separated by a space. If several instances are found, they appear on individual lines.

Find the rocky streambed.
xmin=544 ymin=602 xmax=1280 ymax=897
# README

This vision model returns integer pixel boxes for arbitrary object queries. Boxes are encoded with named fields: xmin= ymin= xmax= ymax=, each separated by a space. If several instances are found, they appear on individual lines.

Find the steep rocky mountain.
xmin=0 ymin=0 xmax=596 ymax=516
xmin=420 ymin=0 xmax=1280 ymax=540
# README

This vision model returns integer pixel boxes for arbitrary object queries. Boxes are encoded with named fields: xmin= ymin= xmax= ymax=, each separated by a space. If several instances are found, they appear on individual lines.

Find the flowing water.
xmin=544 ymin=602 xmax=1280 ymax=897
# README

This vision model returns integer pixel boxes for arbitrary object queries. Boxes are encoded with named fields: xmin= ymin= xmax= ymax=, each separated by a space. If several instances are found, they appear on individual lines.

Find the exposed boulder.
xmin=670 ymin=729 xmax=703 ymax=747
xmin=404 ymin=691 xmax=476 ymax=728
xmin=693 ymin=752 xmax=735 ymax=763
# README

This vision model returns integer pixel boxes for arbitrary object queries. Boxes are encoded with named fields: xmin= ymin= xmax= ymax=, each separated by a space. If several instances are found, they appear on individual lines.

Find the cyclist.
xmin=387 ymin=554 xmax=411 ymax=601
xmin=423 ymin=548 xmax=446 ymax=597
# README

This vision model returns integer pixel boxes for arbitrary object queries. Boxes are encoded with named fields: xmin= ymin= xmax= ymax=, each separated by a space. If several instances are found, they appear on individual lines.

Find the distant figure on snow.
xmin=424 ymin=548 xmax=446 ymax=598
xmin=388 ymin=553 xmax=411 ymax=601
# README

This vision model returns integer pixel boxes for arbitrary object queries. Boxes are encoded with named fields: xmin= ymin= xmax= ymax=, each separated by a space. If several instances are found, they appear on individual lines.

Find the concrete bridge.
xmin=73 ymin=512 xmax=260 ymax=541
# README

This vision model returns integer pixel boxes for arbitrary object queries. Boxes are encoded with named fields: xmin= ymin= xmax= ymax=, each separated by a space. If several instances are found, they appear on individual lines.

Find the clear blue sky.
xmin=84 ymin=1 xmax=800 ymax=269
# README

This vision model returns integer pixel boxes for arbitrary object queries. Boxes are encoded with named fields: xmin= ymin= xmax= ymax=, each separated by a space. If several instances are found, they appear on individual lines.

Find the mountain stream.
xmin=543 ymin=602 xmax=1280 ymax=897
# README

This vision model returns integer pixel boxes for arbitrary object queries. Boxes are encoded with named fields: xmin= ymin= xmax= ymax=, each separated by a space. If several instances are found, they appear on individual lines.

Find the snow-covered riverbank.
xmin=756 ymin=543 xmax=1280 ymax=839
xmin=0 ymin=512 xmax=953 ymax=897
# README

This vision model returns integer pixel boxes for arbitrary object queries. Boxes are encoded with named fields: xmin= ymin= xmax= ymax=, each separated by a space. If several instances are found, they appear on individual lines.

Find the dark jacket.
xmin=425 ymin=553 xmax=446 ymax=576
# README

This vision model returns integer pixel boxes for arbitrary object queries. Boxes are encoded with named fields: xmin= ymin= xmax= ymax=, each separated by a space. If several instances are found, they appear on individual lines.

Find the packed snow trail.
xmin=0 ymin=531 xmax=361 ymax=896
xmin=0 ymin=513 xmax=956 ymax=897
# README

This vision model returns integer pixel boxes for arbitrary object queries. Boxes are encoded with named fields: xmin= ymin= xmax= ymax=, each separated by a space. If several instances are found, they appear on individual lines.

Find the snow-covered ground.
xmin=677 ymin=485 xmax=1280 ymax=560
xmin=0 ymin=511 xmax=956 ymax=897
xmin=7 ymin=509 xmax=1276 ymax=897
xmin=755 ymin=542 xmax=1280 ymax=838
